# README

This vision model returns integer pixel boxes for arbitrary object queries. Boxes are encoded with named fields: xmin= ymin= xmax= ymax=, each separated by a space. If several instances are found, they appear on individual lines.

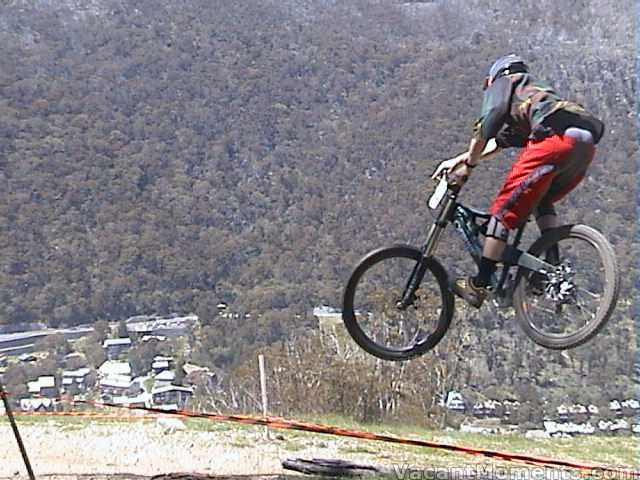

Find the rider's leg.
xmin=534 ymin=204 xmax=560 ymax=265
xmin=451 ymin=217 xmax=508 ymax=308
xmin=533 ymin=128 xmax=595 ymax=265
xmin=454 ymin=131 xmax=593 ymax=308
xmin=453 ymin=139 xmax=559 ymax=308
xmin=474 ymin=217 xmax=509 ymax=287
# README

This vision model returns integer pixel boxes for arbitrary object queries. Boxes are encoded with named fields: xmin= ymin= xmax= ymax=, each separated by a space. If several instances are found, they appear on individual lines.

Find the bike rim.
xmin=350 ymin=254 xmax=445 ymax=353
xmin=520 ymin=235 xmax=608 ymax=340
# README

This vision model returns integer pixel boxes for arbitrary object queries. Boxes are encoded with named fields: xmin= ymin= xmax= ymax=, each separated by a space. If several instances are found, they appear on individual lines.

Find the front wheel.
xmin=513 ymin=225 xmax=620 ymax=350
xmin=342 ymin=245 xmax=454 ymax=361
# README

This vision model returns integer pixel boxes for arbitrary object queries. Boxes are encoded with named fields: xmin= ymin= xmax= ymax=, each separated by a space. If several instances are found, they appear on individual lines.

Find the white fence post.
xmin=258 ymin=354 xmax=269 ymax=440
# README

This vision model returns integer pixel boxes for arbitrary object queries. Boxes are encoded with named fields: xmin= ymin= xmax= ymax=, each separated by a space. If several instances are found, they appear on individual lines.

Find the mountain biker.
xmin=432 ymin=54 xmax=605 ymax=308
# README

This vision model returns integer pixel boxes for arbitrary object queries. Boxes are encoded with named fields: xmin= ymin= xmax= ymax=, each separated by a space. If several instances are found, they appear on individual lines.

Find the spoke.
xmin=528 ymin=301 xmax=568 ymax=334
xmin=529 ymin=301 xmax=557 ymax=316
xmin=577 ymin=287 xmax=601 ymax=299
xmin=573 ymin=300 xmax=596 ymax=321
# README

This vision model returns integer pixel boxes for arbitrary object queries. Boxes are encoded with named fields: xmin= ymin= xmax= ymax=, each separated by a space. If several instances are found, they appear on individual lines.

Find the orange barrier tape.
xmin=11 ymin=411 xmax=150 ymax=419
xmin=67 ymin=399 xmax=638 ymax=477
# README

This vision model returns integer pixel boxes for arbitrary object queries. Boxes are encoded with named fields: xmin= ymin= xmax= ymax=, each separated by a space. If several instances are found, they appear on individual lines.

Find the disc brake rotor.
xmin=543 ymin=261 xmax=576 ymax=304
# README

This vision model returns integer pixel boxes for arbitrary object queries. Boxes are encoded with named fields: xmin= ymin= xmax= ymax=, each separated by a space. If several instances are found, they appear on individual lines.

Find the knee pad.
xmin=485 ymin=216 xmax=509 ymax=241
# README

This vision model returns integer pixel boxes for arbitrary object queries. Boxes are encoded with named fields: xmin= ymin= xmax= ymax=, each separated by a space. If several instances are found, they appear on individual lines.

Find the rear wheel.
xmin=513 ymin=225 xmax=619 ymax=349
xmin=342 ymin=245 xmax=454 ymax=361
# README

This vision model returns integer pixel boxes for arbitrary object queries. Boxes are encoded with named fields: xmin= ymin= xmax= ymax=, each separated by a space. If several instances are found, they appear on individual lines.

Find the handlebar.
xmin=432 ymin=170 xmax=465 ymax=191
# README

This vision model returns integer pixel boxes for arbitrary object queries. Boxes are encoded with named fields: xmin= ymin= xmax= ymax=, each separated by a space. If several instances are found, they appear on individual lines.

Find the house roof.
xmin=126 ymin=314 xmax=197 ymax=333
xmin=63 ymin=368 xmax=91 ymax=378
xmin=103 ymin=338 xmax=132 ymax=348
xmin=99 ymin=361 xmax=131 ymax=377
xmin=152 ymin=360 xmax=170 ymax=370
xmin=313 ymin=305 xmax=340 ymax=316
xmin=183 ymin=363 xmax=211 ymax=376
xmin=20 ymin=398 xmax=55 ymax=410
xmin=99 ymin=375 xmax=132 ymax=389
xmin=155 ymin=370 xmax=176 ymax=381
xmin=152 ymin=385 xmax=194 ymax=395
xmin=141 ymin=335 xmax=167 ymax=342
xmin=27 ymin=375 xmax=56 ymax=393
xmin=111 ymin=393 xmax=151 ymax=406
xmin=131 ymin=375 xmax=151 ymax=388
xmin=153 ymin=355 xmax=173 ymax=362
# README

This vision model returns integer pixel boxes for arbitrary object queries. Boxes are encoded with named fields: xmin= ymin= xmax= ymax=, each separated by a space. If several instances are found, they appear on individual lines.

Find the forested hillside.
xmin=1 ymin=0 xmax=636 ymax=402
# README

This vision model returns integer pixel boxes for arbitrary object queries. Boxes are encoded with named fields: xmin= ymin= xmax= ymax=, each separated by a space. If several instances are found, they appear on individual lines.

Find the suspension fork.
xmin=423 ymin=195 xmax=457 ymax=258
xmin=397 ymin=196 xmax=457 ymax=310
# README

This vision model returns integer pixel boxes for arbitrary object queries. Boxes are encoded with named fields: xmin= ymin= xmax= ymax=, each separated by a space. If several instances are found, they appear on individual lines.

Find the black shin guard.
xmin=540 ymin=226 xmax=560 ymax=266
xmin=474 ymin=257 xmax=498 ymax=288
xmin=545 ymin=243 xmax=560 ymax=266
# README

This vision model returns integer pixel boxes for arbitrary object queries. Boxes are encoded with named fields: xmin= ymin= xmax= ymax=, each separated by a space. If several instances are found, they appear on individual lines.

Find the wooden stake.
xmin=258 ymin=354 xmax=269 ymax=440
xmin=0 ymin=380 xmax=36 ymax=480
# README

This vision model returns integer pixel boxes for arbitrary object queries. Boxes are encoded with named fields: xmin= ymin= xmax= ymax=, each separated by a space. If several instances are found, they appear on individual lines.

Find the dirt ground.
xmin=3 ymin=417 xmax=626 ymax=480
xmin=1 ymin=422 xmax=314 ymax=477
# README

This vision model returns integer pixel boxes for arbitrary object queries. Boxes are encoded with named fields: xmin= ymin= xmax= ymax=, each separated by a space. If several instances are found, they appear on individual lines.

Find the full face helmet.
xmin=483 ymin=54 xmax=529 ymax=89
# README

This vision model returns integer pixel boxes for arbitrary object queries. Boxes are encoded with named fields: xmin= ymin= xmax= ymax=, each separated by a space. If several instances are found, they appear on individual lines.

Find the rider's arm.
xmin=433 ymin=79 xmax=509 ymax=178
xmin=474 ymin=76 xmax=512 ymax=141
xmin=464 ymin=137 xmax=501 ymax=167
xmin=465 ymin=76 xmax=511 ymax=166
xmin=478 ymin=138 xmax=501 ymax=160
xmin=432 ymin=138 xmax=501 ymax=179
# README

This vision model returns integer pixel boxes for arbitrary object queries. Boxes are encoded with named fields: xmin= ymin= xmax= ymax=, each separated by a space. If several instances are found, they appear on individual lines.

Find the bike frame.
xmin=399 ymin=184 xmax=556 ymax=307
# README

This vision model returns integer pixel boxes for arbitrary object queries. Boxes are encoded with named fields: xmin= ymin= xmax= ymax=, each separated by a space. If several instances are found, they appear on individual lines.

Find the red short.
xmin=490 ymin=134 xmax=595 ymax=229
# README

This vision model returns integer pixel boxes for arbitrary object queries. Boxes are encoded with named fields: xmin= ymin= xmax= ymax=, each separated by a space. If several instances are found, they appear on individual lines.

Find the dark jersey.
xmin=473 ymin=73 xmax=605 ymax=148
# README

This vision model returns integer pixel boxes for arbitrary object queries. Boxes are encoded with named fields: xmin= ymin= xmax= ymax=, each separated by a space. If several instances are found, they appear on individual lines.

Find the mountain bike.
xmin=341 ymin=174 xmax=620 ymax=361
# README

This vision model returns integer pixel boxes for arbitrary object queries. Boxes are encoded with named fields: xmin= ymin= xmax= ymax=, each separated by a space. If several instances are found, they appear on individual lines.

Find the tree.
xmin=174 ymin=357 xmax=186 ymax=386
xmin=36 ymin=333 xmax=72 ymax=360
xmin=129 ymin=341 xmax=160 ymax=377
xmin=117 ymin=319 xmax=129 ymax=338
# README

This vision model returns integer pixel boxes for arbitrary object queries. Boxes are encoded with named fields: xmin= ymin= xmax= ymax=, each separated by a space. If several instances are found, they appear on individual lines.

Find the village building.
xmin=556 ymin=405 xmax=569 ymax=421
xmin=98 ymin=360 xmax=131 ymax=377
xmin=621 ymin=399 xmax=640 ymax=415
xmin=152 ymin=356 xmax=174 ymax=374
xmin=20 ymin=398 xmax=56 ymax=412
xmin=313 ymin=305 xmax=343 ymax=330
xmin=111 ymin=393 xmax=152 ymax=409
xmin=154 ymin=370 xmax=176 ymax=388
xmin=61 ymin=368 xmax=91 ymax=395
xmin=27 ymin=376 xmax=57 ymax=398
xmin=98 ymin=374 xmax=132 ymax=398
xmin=103 ymin=338 xmax=132 ymax=360
xmin=141 ymin=335 xmax=167 ymax=343
xmin=543 ymin=420 xmax=595 ymax=436
xmin=151 ymin=385 xmax=194 ymax=409
xmin=608 ymin=400 xmax=623 ymax=417
xmin=444 ymin=391 xmax=466 ymax=413
xmin=184 ymin=364 xmax=218 ymax=390
xmin=125 ymin=314 xmax=197 ymax=340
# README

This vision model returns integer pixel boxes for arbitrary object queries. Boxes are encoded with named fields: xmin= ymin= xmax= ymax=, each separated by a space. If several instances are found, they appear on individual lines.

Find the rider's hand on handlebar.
xmin=449 ymin=162 xmax=471 ymax=186
xmin=431 ymin=153 xmax=471 ymax=183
